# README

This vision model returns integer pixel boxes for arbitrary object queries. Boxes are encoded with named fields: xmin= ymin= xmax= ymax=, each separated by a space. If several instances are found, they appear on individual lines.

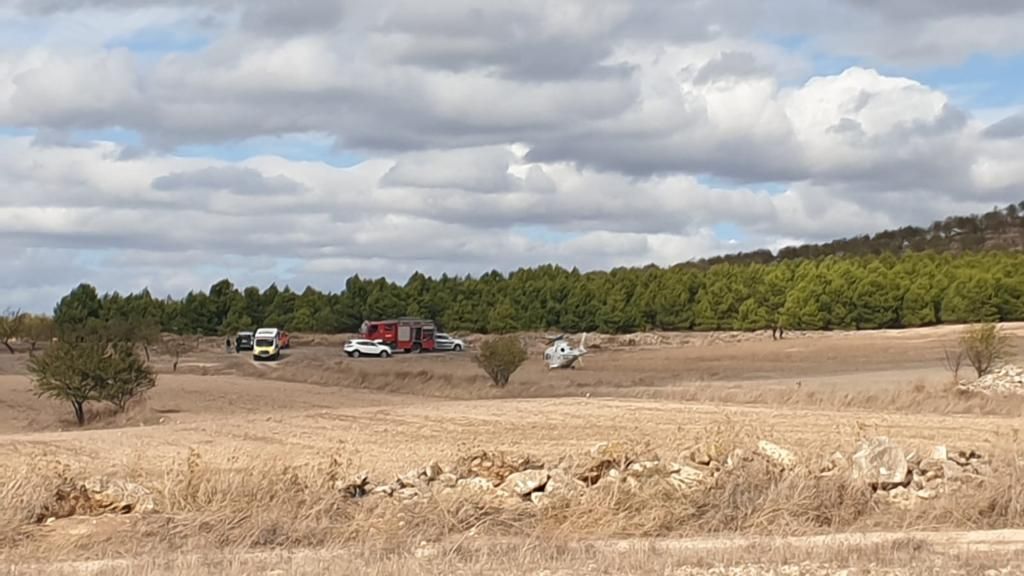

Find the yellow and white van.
xmin=253 ymin=328 xmax=281 ymax=361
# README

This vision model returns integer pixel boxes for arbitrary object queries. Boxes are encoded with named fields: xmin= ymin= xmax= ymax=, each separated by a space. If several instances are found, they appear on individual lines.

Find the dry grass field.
xmin=5 ymin=324 xmax=1024 ymax=574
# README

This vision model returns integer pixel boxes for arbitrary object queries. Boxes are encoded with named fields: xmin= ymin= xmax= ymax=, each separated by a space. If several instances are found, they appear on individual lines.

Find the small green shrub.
xmin=474 ymin=335 xmax=528 ymax=387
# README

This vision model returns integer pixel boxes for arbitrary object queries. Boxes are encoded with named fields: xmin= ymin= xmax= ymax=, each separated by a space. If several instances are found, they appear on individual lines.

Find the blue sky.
xmin=103 ymin=24 xmax=212 ymax=55
xmin=911 ymin=53 xmax=1024 ymax=110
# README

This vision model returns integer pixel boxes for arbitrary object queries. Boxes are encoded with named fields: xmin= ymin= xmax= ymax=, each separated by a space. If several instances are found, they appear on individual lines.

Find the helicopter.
xmin=543 ymin=333 xmax=589 ymax=369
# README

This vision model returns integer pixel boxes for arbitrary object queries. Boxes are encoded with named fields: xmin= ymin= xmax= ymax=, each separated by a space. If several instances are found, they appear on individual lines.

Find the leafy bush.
xmin=28 ymin=340 xmax=157 ymax=426
xmin=959 ymin=322 xmax=1010 ymax=378
xmin=474 ymin=335 xmax=528 ymax=387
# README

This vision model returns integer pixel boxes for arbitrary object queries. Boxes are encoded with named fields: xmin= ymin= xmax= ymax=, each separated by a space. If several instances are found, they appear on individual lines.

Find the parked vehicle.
xmin=344 ymin=339 xmax=392 ymax=358
xmin=434 ymin=332 xmax=465 ymax=352
xmin=235 ymin=331 xmax=254 ymax=353
xmin=253 ymin=327 xmax=281 ymax=361
xmin=359 ymin=318 xmax=437 ymax=353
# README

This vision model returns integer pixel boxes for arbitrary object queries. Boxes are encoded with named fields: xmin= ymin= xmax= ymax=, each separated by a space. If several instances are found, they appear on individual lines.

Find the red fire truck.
xmin=359 ymin=318 xmax=438 ymax=353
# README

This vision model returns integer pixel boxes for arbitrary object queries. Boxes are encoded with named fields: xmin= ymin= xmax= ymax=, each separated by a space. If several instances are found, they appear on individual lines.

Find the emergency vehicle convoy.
xmin=233 ymin=318 xmax=463 ymax=361
xmin=358 ymin=318 xmax=437 ymax=353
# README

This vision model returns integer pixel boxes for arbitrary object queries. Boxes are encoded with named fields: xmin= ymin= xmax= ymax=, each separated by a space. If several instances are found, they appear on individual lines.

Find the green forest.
xmin=46 ymin=250 xmax=1022 ymax=337
xmin=46 ymin=204 xmax=1024 ymax=337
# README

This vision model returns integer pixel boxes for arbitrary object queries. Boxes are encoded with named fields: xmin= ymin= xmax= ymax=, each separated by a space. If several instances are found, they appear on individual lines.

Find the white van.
xmin=253 ymin=328 xmax=281 ymax=361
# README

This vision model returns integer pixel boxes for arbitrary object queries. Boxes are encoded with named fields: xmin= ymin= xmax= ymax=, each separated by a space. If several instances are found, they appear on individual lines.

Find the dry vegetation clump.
xmin=959 ymin=322 xmax=1011 ymax=378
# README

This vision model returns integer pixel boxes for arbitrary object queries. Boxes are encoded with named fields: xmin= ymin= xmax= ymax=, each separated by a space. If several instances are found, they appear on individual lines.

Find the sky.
xmin=3 ymin=1 xmax=1024 ymax=312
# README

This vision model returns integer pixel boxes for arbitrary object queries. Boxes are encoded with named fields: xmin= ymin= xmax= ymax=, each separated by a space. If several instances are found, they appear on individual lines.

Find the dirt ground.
xmin=5 ymin=324 xmax=1024 ymax=574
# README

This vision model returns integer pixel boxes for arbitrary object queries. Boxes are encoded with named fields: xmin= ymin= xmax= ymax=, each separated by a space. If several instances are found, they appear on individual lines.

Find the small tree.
xmin=0 ymin=308 xmax=25 ymax=354
xmin=28 ymin=339 xmax=158 ymax=425
xmin=23 ymin=315 xmax=56 ymax=355
xmin=98 ymin=343 xmax=157 ymax=412
xmin=167 ymin=336 xmax=199 ymax=372
xmin=28 ymin=341 xmax=105 ymax=426
xmin=943 ymin=346 xmax=964 ymax=383
xmin=474 ymin=335 xmax=528 ymax=387
xmin=959 ymin=322 xmax=1010 ymax=378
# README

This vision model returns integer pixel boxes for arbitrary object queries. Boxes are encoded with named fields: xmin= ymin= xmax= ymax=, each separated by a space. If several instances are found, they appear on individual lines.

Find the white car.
xmin=434 ymin=333 xmax=465 ymax=352
xmin=344 ymin=339 xmax=392 ymax=358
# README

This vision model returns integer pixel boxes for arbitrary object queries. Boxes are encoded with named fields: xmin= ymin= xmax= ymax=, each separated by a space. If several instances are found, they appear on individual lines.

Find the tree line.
xmin=46 ymin=251 xmax=1024 ymax=337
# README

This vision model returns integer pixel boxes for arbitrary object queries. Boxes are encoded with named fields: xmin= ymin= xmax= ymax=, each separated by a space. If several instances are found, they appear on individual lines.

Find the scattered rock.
xmin=626 ymin=461 xmax=668 ymax=477
xmin=816 ymin=451 xmax=848 ymax=476
xmin=37 ymin=477 xmax=156 ymax=522
xmin=888 ymin=486 xmax=909 ymax=499
xmin=313 ymin=440 xmax=993 ymax=512
xmin=424 ymin=461 xmax=444 ymax=482
xmin=545 ymin=468 xmax=585 ymax=497
xmin=83 ymin=478 xmax=156 ymax=514
xmin=905 ymin=450 xmax=922 ymax=469
xmin=941 ymin=460 xmax=964 ymax=482
xmin=398 ymin=469 xmax=421 ymax=488
xmin=670 ymin=466 xmax=705 ymax=490
xmin=371 ymin=485 xmax=394 ymax=497
xmin=915 ymin=488 xmax=937 ymax=500
xmin=852 ymin=437 xmax=909 ymax=489
xmin=500 ymin=470 xmax=549 ymax=497
xmin=578 ymin=442 xmax=645 ymax=485
xmin=689 ymin=447 xmax=713 ymax=467
xmin=757 ymin=440 xmax=796 ymax=470
xmin=454 ymin=450 xmax=543 ymax=485
xmin=918 ymin=458 xmax=945 ymax=475
xmin=958 ymin=365 xmax=1024 ymax=396
xmin=456 ymin=477 xmax=495 ymax=492
xmin=396 ymin=488 xmax=421 ymax=501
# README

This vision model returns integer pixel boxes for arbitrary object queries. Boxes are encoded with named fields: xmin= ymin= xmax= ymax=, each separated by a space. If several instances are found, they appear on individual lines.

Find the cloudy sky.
xmin=3 ymin=1 xmax=1024 ymax=312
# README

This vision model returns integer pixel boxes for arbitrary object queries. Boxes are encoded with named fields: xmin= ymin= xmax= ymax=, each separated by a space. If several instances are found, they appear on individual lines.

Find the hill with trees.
xmin=698 ymin=202 xmax=1024 ymax=266
xmin=44 ymin=203 xmax=1024 ymax=337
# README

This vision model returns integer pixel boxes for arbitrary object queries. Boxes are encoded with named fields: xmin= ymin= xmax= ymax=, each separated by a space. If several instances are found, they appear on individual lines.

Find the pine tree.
xmin=736 ymin=298 xmax=771 ymax=331
xmin=942 ymin=275 xmax=1000 ymax=323
xmin=900 ymin=279 xmax=936 ymax=327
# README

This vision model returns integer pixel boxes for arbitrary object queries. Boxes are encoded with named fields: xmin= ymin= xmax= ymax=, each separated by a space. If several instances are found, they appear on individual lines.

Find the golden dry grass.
xmin=4 ymin=424 xmax=1024 ymax=565
xmin=6 ymin=539 xmax=1024 ymax=576
xmin=6 ymin=325 xmax=1024 ymax=573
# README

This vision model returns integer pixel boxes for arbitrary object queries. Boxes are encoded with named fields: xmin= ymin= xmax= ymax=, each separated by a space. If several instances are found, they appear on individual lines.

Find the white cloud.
xmin=2 ymin=1 xmax=1024 ymax=312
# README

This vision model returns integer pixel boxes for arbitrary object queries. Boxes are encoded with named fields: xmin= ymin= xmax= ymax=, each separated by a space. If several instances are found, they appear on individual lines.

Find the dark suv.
xmin=235 ymin=331 xmax=254 ymax=352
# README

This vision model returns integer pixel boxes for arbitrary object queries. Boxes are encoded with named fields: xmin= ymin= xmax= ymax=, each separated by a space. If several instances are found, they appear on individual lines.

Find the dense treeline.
xmin=50 ymin=251 xmax=1024 ymax=336
xmin=701 ymin=203 xmax=1024 ymax=266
